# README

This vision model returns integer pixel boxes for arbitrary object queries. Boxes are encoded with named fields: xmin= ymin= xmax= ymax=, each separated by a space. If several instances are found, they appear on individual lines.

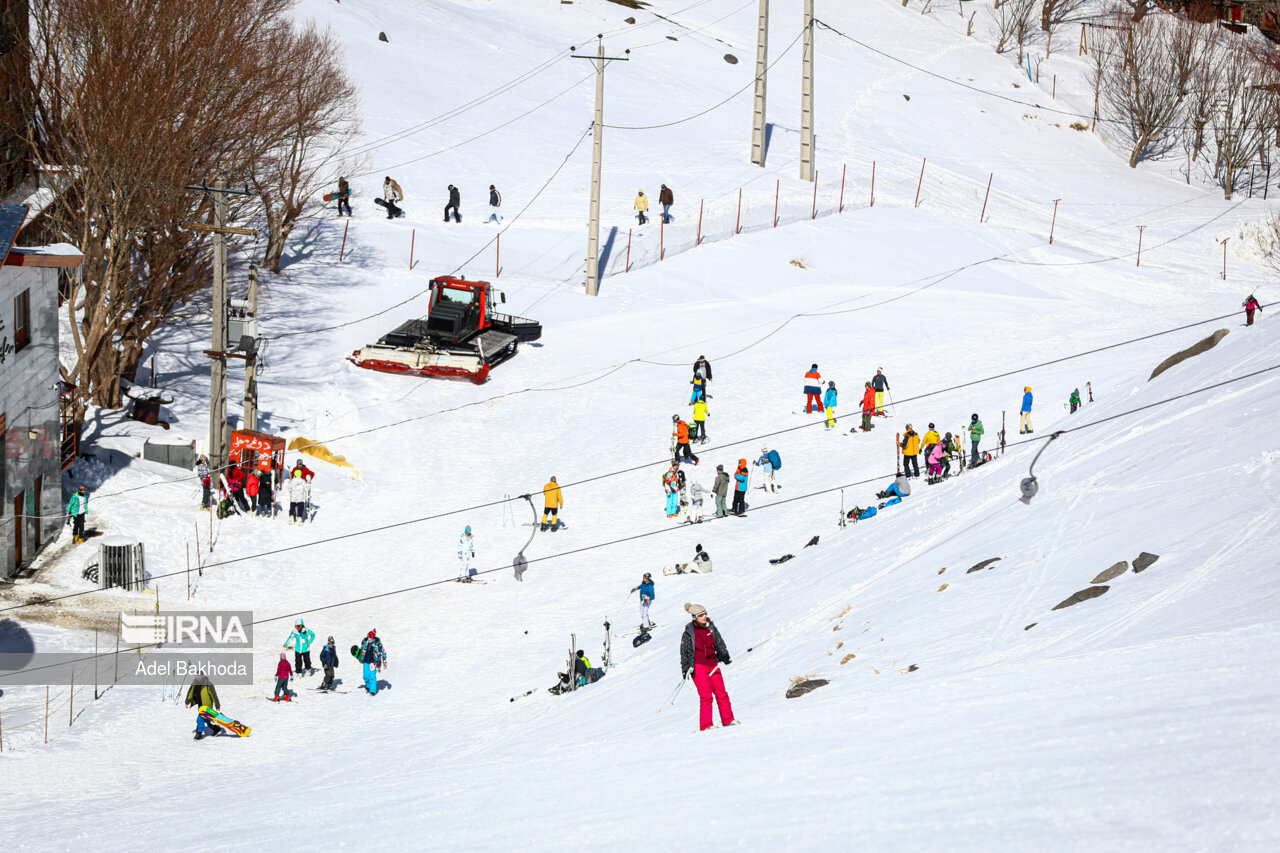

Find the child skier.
xmin=360 ymin=630 xmax=386 ymax=695
xmin=66 ymin=485 xmax=89 ymax=543
xmin=632 ymin=573 xmax=656 ymax=631
xmin=457 ymin=526 xmax=476 ymax=582
xmin=273 ymin=652 xmax=293 ymax=701
xmin=689 ymin=480 xmax=705 ymax=523
xmin=926 ymin=442 xmax=946 ymax=484
xmin=319 ymin=636 xmax=339 ymax=691
xmin=679 ymin=603 xmax=735 ymax=731
xmin=287 ymin=469 xmax=310 ymax=524
xmin=663 ymin=463 xmax=681 ymax=518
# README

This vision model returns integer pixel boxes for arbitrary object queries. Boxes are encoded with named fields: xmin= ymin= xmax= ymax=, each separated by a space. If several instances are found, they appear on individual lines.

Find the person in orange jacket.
xmin=672 ymin=414 xmax=699 ymax=465
xmin=541 ymin=476 xmax=563 ymax=531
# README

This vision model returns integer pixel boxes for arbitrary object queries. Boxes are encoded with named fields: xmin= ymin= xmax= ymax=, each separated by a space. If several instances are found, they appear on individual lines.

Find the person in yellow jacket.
xmin=900 ymin=424 xmax=921 ymax=479
xmin=634 ymin=190 xmax=649 ymax=225
xmin=541 ymin=476 xmax=563 ymax=532
xmin=692 ymin=398 xmax=709 ymax=444
xmin=922 ymin=424 xmax=940 ymax=457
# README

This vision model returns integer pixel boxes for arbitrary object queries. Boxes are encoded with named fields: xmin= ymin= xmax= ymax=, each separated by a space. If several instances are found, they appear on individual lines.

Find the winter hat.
xmin=1025 ymin=386 xmax=1031 ymax=393
xmin=327 ymin=636 xmax=334 ymax=644
xmin=684 ymin=602 xmax=707 ymax=617
xmin=761 ymin=444 xmax=768 ymax=452
xmin=279 ymin=652 xmax=286 ymax=660
xmin=368 ymin=630 xmax=376 ymax=638
xmin=928 ymin=423 xmax=934 ymax=429
xmin=810 ymin=363 xmax=818 ymax=370
xmin=643 ymin=572 xmax=652 ymax=581
xmin=905 ymin=423 xmax=912 ymax=429
xmin=292 ymin=470 xmax=300 ymax=478
xmin=971 ymin=413 xmax=979 ymax=421
xmin=738 ymin=458 xmax=746 ymax=466
xmin=695 ymin=543 xmax=703 ymax=552
xmin=716 ymin=464 xmax=724 ymax=471
xmin=828 ymin=381 xmax=835 ymax=388
xmin=576 ymin=649 xmax=585 ymax=658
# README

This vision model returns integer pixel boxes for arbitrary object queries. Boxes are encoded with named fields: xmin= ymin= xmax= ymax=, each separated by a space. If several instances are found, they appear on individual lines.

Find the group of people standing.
xmin=195 ymin=456 xmax=316 ymax=524
xmin=634 ymin=184 xmax=675 ymax=225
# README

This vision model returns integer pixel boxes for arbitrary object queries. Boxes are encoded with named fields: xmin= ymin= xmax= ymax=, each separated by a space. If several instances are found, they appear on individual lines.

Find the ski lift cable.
xmin=8 ymin=362 xmax=1279 ymax=623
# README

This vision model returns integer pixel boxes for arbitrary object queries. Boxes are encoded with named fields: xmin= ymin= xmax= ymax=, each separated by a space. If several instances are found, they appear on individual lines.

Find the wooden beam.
xmin=3 ymin=251 xmax=84 ymax=269
xmin=186 ymin=222 xmax=258 ymax=237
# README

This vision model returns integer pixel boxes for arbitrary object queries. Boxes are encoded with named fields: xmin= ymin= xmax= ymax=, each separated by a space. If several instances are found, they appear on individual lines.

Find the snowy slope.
xmin=3 ymin=1 xmax=1278 ymax=849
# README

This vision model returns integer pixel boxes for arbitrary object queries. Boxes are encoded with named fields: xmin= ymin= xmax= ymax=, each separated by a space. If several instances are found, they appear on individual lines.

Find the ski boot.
xmin=540 ymin=523 xmax=548 ymax=532
xmin=194 ymin=731 xmax=205 ymax=740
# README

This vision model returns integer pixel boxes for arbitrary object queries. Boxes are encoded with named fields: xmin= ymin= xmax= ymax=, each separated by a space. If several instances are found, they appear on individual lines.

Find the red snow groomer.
xmin=348 ymin=276 xmax=541 ymax=384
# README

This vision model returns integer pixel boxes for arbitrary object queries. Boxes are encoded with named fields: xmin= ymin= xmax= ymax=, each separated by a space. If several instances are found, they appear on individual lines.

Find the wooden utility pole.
xmin=800 ymin=0 xmax=815 ymax=182
xmin=751 ymin=0 xmax=770 ymax=166
xmin=243 ymin=265 xmax=259 ymax=431
xmin=573 ymin=37 xmax=629 ymax=297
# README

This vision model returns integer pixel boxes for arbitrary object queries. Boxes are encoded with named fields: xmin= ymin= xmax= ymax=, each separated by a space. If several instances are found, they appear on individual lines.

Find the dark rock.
xmin=666 ymin=35 xmax=678 ymax=41
xmin=1091 ymin=561 xmax=1128 ymax=584
xmin=786 ymin=678 xmax=830 ymax=699
xmin=903 ymin=94 xmax=911 ymax=101
xmin=378 ymin=31 xmax=388 ymax=42
xmin=1150 ymin=330 xmax=1228 ymax=380
xmin=905 ymin=664 xmax=918 ymax=672
xmin=724 ymin=53 xmax=739 ymax=64
xmin=625 ymin=17 xmax=636 ymax=24
xmin=967 ymin=557 xmax=1001 ymax=573
xmin=1052 ymin=585 xmax=1109 ymax=611
xmin=1024 ymin=623 xmax=1037 ymax=630
xmin=1132 ymin=552 xmax=1160 ymax=573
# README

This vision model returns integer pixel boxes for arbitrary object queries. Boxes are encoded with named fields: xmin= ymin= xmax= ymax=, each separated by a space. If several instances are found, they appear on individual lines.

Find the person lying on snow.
xmin=550 ymin=650 xmax=605 ymax=694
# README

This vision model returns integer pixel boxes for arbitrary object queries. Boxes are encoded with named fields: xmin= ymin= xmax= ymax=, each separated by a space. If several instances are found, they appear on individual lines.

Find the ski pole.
xmin=657 ymin=677 xmax=685 ymax=712
xmin=886 ymin=389 xmax=896 ymax=414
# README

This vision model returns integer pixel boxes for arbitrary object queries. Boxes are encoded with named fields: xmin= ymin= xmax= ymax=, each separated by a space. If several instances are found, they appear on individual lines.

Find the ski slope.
xmin=3 ymin=1 xmax=1278 ymax=849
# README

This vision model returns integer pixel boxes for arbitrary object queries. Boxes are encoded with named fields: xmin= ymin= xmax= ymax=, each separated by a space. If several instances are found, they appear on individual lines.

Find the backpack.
xmin=767 ymin=450 xmax=780 ymax=469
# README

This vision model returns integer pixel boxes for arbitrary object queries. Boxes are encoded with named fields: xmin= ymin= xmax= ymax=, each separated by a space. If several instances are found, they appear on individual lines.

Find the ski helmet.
xmin=643 ymin=573 xmax=652 ymax=581
xmin=971 ymin=413 xmax=979 ymax=421
xmin=465 ymin=526 xmax=472 ymax=534
xmin=672 ymin=414 xmax=680 ymax=422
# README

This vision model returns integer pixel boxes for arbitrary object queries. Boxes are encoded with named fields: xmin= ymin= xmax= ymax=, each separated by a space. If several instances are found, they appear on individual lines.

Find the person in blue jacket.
xmin=732 ymin=459 xmax=749 ymax=515
xmin=632 ymin=573 xmax=656 ymax=631
xmin=1020 ymin=386 xmax=1034 ymax=434
xmin=823 ymin=381 xmax=838 ymax=430
xmin=359 ymin=630 xmax=386 ymax=695
xmin=318 ymin=636 xmax=339 ymax=691
xmin=283 ymin=620 xmax=316 ymax=676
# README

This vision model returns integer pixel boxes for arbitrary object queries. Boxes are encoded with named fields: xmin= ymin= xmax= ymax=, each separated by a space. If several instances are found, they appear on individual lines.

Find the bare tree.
xmin=1100 ymin=17 xmax=1186 ymax=167
xmin=1210 ymin=42 xmax=1279 ymax=199
xmin=990 ymin=0 xmax=1037 ymax=60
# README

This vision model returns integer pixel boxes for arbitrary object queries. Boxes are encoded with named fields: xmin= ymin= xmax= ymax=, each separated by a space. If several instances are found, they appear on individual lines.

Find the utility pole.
xmin=800 ymin=0 xmax=815 ymax=182
xmin=242 ymin=265 xmax=259 ymax=431
xmin=573 ymin=36 xmax=629 ymax=297
xmin=751 ymin=0 xmax=770 ymax=166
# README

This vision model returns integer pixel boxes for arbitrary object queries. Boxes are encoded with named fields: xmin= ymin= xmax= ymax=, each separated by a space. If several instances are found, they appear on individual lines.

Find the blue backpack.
xmin=766 ymin=450 xmax=781 ymax=470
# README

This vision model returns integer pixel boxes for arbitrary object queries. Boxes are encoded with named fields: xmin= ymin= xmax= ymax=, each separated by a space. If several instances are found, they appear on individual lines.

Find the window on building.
xmin=14 ymin=288 xmax=30 ymax=352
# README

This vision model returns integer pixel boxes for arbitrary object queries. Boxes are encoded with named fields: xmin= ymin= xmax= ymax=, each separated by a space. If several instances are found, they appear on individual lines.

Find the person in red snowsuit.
xmin=679 ymin=602 xmax=735 ymax=731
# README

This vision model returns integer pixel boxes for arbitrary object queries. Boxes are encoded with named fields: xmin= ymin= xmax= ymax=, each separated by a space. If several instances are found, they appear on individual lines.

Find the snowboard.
xmin=374 ymin=198 xmax=406 ymax=218
xmin=662 ymin=563 xmax=689 ymax=576
xmin=199 ymin=706 xmax=250 ymax=737
xmin=323 ymin=191 xmax=335 ymax=201
xmin=632 ymin=632 xmax=652 ymax=648
xmin=350 ymin=644 xmax=362 ymax=663
xmin=311 ymin=687 xmax=348 ymax=694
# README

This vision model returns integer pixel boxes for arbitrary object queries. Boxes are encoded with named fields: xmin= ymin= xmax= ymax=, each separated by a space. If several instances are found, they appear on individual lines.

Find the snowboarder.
xmin=712 ymin=464 xmax=730 ymax=518
xmin=753 ymin=445 xmax=778 ymax=493
xmin=541 ymin=476 xmax=563 ymax=531
xmin=382 ymin=176 xmax=404 ymax=219
xmin=692 ymin=398 xmax=709 ymax=443
xmin=691 ymin=543 xmax=713 ymax=572
xmin=634 ymin=189 xmax=649 ymax=225
xmin=444 ymin=184 xmax=461 ymax=223
xmin=663 ymin=462 xmax=681 ymax=518
xmin=871 ymin=368 xmax=890 ymax=415
xmin=823 ymin=381 xmax=838 ymax=430
xmin=457 ymin=526 xmax=476 ymax=582
xmin=287 ymin=469 xmax=310 ymax=524
xmin=185 ymin=674 xmax=222 ymax=740
xmin=359 ymin=630 xmax=386 ymax=695
xmin=672 ymin=415 xmax=699 ymax=465
xmin=659 ymin=183 xmax=674 ymax=223
xmin=1069 ymin=388 xmax=1082 ymax=414
xmin=66 ymin=485 xmax=88 ymax=543
xmin=487 ymin=184 xmax=502 ymax=223
xmin=1244 ymin=294 xmax=1262 ymax=326
xmin=283 ymin=620 xmax=315 ymax=676
xmin=900 ymin=425 xmax=921 ymax=478
xmin=1020 ymin=386 xmax=1034 ymax=434
xmin=968 ymin=414 xmax=984 ymax=467
xmin=676 ymin=467 xmax=692 ymax=524
xmin=632 ymin=573 xmax=656 ymax=631
xmin=876 ymin=472 xmax=912 ymax=500
xmin=688 ymin=479 xmax=706 ymax=522
xmin=690 ymin=370 xmax=707 ymax=404
xmin=273 ymin=652 xmax=293 ymax=702
xmin=335 ymin=177 xmax=352 ymax=217
xmin=318 ymin=636 xmax=339 ymax=690
xmin=860 ymin=382 xmax=876 ymax=432
xmin=732 ymin=459 xmax=749 ymax=515
xmin=196 ymin=455 xmax=212 ymax=510
xmin=680 ymin=603 xmax=735 ymax=731
xmin=803 ymin=364 xmax=823 ymax=414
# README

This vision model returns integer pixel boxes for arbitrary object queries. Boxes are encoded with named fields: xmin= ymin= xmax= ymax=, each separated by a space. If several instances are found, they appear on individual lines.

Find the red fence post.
xmin=773 ymin=179 xmax=779 ymax=228
xmin=626 ymin=228 xmax=632 ymax=272
xmin=735 ymin=188 xmax=742 ymax=234
xmin=496 ymin=232 xmax=500 ymax=277
xmin=870 ymin=161 xmax=876 ymax=207
xmin=980 ymin=173 xmax=992 ymax=223
xmin=1049 ymin=198 xmax=1061 ymax=244
xmin=914 ymin=157 xmax=926 ymax=208
xmin=811 ymin=170 xmax=819 ymax=219
xmin=697 ymin=199 xmax=704 ymax=246
xmin=1135 ymin=225 xmax=1145 ymax=267
xmin=410 ymin=228 xmax=415 ymax=270
xmin=339 ymin=220 xmax=349 ymax=262
xmin=838 ymin=163 xmax=846 ymax=213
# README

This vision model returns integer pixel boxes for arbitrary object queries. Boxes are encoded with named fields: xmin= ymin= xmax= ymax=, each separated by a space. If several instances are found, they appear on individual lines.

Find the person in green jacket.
xmin=66 ymin=485 xmax=88 ymax=544
xmin=968 ymin=414 xmax=984 ymax=467
xmin=283 ymin=620 xmax=316 ymax=676
xmin=185 ymin=675 xmax=222 ymax=739
xmin=1069 ymin=388 xmax=1082 ymax=414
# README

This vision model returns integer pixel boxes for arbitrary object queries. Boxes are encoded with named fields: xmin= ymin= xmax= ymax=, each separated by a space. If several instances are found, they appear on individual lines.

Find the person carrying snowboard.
xmin=680 ymin=603 xmax=735 ymax=731
xmin=382 ymin=176 xmax=404 ymax=219
xmin=692 ymin=398 xmax=709 ymax=444
xmin=823 ymin=381 xmax=838 ymax=430
xmin=803 ymin=364 xmax=823 ymax=414
xmin=1020 ymin=386 xmax=1034 ymax=434
xmin=871 ymin=368 xmax=890 ymax=415
xmin=185 ymin=674 xmax=223 ymax=740
xmin=672 ymin=414 xmax=699 ymax=465
xmin=900 ymin=425 xmax=921 ymax=478
xmin=457 ymin=526 xmax=476 ymax=582
xmin=360 ymin=630 xmax=386 ymax=695
xmin=319 ymin=636 xmax=339 ymax=691
xmin=688 ymin=479 xmax=705 ymax=523
xmin=732 ymin=459 xmax=749 ymax=515
xmin=968 ymin=413 xmax=984 ymax=467
xmin=634 ymin=189 xmax=649 ymax=225
xmin=445 ymin=184 xmax=461 ymax=223
xmin=1069 ymin=388 xmax=1082 ymax=414
xmin=632 ymin=573 xmax=656 ymax=631
xmin=712 ymin=464 xmax=730 ymax=518
xmin=860 ymin=382 xmax=876 ymax=432
xmin=273 ymin=652 xmax=293 ymax=701
xmin=754 ymin=445 xmax=779 ymax=493
xmin=541 ymin=476 xmax=563 ymax=531
xmin=676 ymin=467 xmax=692 ymax=524
xmin=287 ymin=469 xmax=310 ymax=524
xmin=1244 ymin=294 xmax=1262 ymax=326
xmin=659 ymin=183 xmax=674 ymax=223
xmin=283 ymin=620 xmax=315 ymax=676
xmin=663 ymin=462 xmax=681 ymax=518
xmin=488 ymin=184 xmax=502 ymax=223
xmin=196 ymin=455 xmax=212 ymax=510
xmin=66 ymin=485 xmax=89 ymax=544
xmin=335 ymin=177 xmax=352 ymax=217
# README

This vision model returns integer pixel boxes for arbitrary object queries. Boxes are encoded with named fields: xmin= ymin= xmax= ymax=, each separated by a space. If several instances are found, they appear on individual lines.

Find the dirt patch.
xmin=967 ymin=557 xmax=1001 ymax=574
xmin=1132 ymin=552 xmax=1160 ymax=573
xmin=937 ymin=583 xmax=949 ymax=591
xmin=605 ymin=0 xmax=649 ymax=8
xmin=1150 ymin=330 xmax=1228 ymax=380
xmin=1052 ymin=585 xmax=1109 ymax=611
xmin=840 ymin=653 xmax=855 ymax=664
xmin=786 ymin=678 xmax=829 ymax=698
xmin=1091 ymin=561 xmax=1128 ymax=584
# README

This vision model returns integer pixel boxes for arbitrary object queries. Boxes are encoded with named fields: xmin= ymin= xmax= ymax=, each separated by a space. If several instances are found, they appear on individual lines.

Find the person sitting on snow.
xmin=876 ymin=472 xmax=912 ymax=500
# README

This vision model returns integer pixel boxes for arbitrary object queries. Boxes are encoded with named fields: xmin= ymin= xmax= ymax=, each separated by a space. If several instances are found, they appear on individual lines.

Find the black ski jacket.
xmin=449 ymin=186 xmax=461 ymax=206
xmin=680 ymin=618 xmax=730 ymax=677
xmin=871 ymin=373 xmax=889 ymax=392
xmin=693 ymin=357 xmax=713 ymax=381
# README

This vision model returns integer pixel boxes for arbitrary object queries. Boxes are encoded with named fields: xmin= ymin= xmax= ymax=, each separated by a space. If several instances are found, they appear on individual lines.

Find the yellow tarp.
xmin=287 ymin=437 xmax=359 ymax=478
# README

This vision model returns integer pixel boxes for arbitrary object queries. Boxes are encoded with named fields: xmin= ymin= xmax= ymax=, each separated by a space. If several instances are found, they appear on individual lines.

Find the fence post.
xmin=69 ymin=671 xmax=74 ymax=726
xmin=980 ymin=173 xmax=992 ymax=222
xmin=870 ymin=161 xmax=876 ymax=207
xmin=773 ymin=179 xmax=779 ymax=227
xmin=496 ymin=233 xmax=500 ymax=278
xmin=735 ymin=188 xmax=742 ymax=234
xmin=409 ymin=228 xmax=415 ymax=270
xmin=1221 ymin=237 xmax=1229 ymax=279
xmin=1049 ymin=198 xmax=1061 ymax=244
xmin=1136 ymin=225 xmax=1146 ymax=266
xmin=94 ymin=631 xmax=99 ymax=701
xmin=811 ymin=170 xmax=819 ymax=219
xmin=114 ymin=616 xmax=120 ymax=684
xmin=626 ymin=228 xmax=631 ymax=272
xmin=838 ymin=163 xmax=846 ymax=213
xmin=44 ymin=686 xmax=49 ymax=744
xmin=339 ymin=220 xmax=349 ymax=263
xmin=660 ymin=218 xmax=665 ymax=261
xmin=914 ymin=158 xmax=926 ymax=208
xmin=696 ymin=199 xmax=704 ymax=246
xmin=186 ymin=543 xmax=191 ymax=600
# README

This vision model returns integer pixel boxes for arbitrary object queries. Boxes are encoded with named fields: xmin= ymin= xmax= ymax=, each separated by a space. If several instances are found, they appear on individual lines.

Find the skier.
xmin=922 ymin=423 xmax=940 ymax=458
xmin=444 ymin=184 xmax=461 ymax=223
xmin=859 ymin=382 xmax=876 ymax=432
xmin=672 ymin=415 xmax=699 ymax=465
xmin=900 ymin=425 xmax=921 ymax=478
xmin=690 ymin=370 xmax=707 ymax=404
xmin=753 ymin=445 xmax=778 ymax=493
xmin=290 ymin=459 xmax=316 ymax=482
xmin=359 ymin=630 xmax=386 ymax=695
xmin=692 ymin=397 xmax=709 ymax=444
xmin=185 ymin=674 xmax=222 ymax=740
xmin=823 ymin=381 xmax=838 ymax=430
xmin=712 ymin=464 xmax=730 ymax=518
xmin=457 ymin=526 xmax=476 ymax=582
xmin=66 ymin=485 xmax=88 ymax=544
xmin=541 ymin=476 xmax=563 ymax=531
xmin=487 ymin=184 xmax=502 ymax=223
xmin=632 ymin=572 xmax=655 ymax=631
xmin=335 ymin=176 xmax=352 ymax=217
xmin=1244 ymin=294 xmax=1262 ymax=326
xmin=871 ymin=368 xmax=890 ymax=415
xmin=732 ymin=459 xmax=749 ymax=515
xmin=382 ymin=176 xmax=404 ymax=219
xmin=634 ymin=189 xmax=649 ymax=225
xmin=273 ymin=652 xmax=293 ymax=702
xmin=659 ymin=183 xmax=674 ymax=223
xmin=318 ymin=636 xmax=339 ymax=691
xmin=1069 ymin=388 xmax=1082 ymax=414
xmin=283 ymin=620 xmax=315 ymax=676
xmin=803 ymin=364 xmax=823 ymax=414
xmin=663 ymin=462 xmax=681 ymax=518
xmin=287 ymin=469 xmax=310 ymax=524
xmin=195 ymin=455 xmax=212 ymax=510
xmin=692 ymin=354 xmax=713 ymax=387
xmin=680 ymin=603 xmax=735 ymax=731
xmin=1020 ymin=386 xmax=1034 ymax=434
xmin=926 ymin=442 xmax=946 ymax=484
xmin=968 ymin=413 xmax=984 ymax=467
xmin=688 ymin=479 xmax=705 ymax=523
xmin=876 ymin=472 xmax=912 ymax=500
